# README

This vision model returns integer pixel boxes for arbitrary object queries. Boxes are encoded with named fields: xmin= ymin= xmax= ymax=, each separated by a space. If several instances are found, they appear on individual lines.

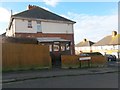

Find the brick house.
xmin=6 ymin=5 xmax=76 ymax=68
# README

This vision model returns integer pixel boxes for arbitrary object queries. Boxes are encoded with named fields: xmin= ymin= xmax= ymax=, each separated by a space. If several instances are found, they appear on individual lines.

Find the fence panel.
xmin=2 ymin=43 xmax=51 ymax=70
xmin=61 ymin=55 xmax=79 ymax=68
xmin=61 ymin=55 xmax=106 ymax=68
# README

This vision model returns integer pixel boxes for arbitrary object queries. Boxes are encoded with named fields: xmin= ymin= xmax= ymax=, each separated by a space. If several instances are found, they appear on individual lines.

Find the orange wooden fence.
xmin=2 ymin=43 xmax=51 ymax=70
xmin=61 ymin=55 xmax=107 ymax=68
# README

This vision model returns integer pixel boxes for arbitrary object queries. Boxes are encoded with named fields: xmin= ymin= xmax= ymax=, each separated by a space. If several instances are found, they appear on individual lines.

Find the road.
xmin=3 ymin=72 xmax=118 ymax=88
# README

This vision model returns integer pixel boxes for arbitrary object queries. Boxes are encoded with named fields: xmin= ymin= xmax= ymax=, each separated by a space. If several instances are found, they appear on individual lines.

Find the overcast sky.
xmin=0 ymin=0 xmax=118 ymax=44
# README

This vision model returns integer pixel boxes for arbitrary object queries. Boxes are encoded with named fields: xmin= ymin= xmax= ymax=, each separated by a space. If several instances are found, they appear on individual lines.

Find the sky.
xmin=0 ymin=1 xmax=118 ymax=44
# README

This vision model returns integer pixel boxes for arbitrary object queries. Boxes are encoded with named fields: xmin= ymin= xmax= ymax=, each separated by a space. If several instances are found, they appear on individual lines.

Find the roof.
xmin=75 ymin=41 xmax=95 ymax=47
xmin=1 ymin=32 xmax=6 ymax=36
xmin=37 ymin=37 xmax=70 ymax=43
xmin=12 ymin=6 xmax=75 ymax=23
xmin=109 ymin=34 xmax=120 ymax=45
xmin=93 ymin=34 xmax=120 ymax=46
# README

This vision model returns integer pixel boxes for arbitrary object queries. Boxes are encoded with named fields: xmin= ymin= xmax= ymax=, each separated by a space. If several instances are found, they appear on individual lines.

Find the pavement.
xmin=2 ymin=66 xmax=119 ymax=83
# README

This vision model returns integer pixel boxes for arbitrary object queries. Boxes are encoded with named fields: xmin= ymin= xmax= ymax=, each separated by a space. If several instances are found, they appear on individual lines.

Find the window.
xmin=49 ymin=45 xmax=52 ymax=52
xmin=61 ymin=44 xmax=65 ymax=51
xmin=28 ymin=20 xmax=32 ymax=28
xmin=66 ymin=43 xmax=70 ymax=50
xmin=37 ymin=21 xmax=42 ymax=32
xmin=54 ymin=45 xmax=59 ymax=51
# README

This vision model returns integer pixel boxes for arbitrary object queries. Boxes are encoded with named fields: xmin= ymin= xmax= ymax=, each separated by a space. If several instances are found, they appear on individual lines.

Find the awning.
xmin=37 ymin=37 xmax=71 ymax=43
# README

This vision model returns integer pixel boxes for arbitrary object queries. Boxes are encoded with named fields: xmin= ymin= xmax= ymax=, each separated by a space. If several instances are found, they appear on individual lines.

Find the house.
xmin=92 ymin=31 xmax=120 ymax=58
xmin=75 ymin=38 xmax=95 ymax=55
xmin=6 ymin=5 xmax=76 ymax=54
xmin=6 ymin=5 xmax=76 ymax=68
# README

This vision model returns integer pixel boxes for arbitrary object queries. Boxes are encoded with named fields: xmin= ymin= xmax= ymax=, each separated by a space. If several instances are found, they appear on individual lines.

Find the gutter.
xmin=12 ymin=16 xmax=76 ymax=24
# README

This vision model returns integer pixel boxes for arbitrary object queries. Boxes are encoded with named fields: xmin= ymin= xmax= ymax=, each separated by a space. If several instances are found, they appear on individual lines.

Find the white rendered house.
xmin=6 ymin=5 xmax=76 ymax=55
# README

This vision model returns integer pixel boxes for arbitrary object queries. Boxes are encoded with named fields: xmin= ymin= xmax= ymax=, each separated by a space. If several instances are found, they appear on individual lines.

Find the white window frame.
xmin=28 ymin=20 xmax=32 ymax=28
xmin=37 ymin=21 xmax=42 ymax=32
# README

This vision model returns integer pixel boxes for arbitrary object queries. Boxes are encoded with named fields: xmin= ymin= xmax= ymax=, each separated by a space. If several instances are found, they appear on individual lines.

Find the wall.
xmin=14 ymin=19 xmax=73 ymax=34
xmin=75 ymin=46 xmax=91 ymax=55
xmin=15 ymin=19 xmax=37 ymax=33
xmin=6 ymin=19 xmax=15 ymax=36
xmin=15 ymin=33 xmax=75 ymax=55
xmin=92 ymin=45 xmax=117 ymax=51
xmin=41 ymin=22 xmax=73 ymax=34
xmin=2 ymin=43 xmax=51 ymax=70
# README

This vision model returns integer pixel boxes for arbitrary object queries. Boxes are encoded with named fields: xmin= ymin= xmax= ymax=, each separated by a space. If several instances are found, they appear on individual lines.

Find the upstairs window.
xmin=28 ymin=20 xmax=32 ymax=28
xmin=36 ymin=21 xmax=42 ymax=32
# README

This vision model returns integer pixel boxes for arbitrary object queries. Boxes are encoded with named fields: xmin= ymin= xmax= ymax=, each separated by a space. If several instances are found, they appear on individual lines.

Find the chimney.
xmin=112 ymin=31 xmax=117 ymax=37
xmin=83 ymin=38 xmax=87 ymax=42
xmin=27 ymin=5 xmax=37 ymax=10
xmin=11 ymin=10 xmax=13 ymax=16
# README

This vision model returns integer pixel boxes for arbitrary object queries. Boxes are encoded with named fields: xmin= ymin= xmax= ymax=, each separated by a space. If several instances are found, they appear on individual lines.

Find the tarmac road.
xmin=3 ymin=72 xmax=118 ymax=88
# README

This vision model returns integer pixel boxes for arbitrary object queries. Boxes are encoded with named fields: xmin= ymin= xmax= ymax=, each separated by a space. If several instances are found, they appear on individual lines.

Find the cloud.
xmin=41 ymin=6 xmax=50 ymax=11
xmin=0 ymin=7 xmax=11 ymax=34
xmin=0 ymin=7 xmax=11 ymax=22
xmin=65 ymin=12 xmax=118 ymax=44
xmin=43 ymin=0 xmax=59 ymax=7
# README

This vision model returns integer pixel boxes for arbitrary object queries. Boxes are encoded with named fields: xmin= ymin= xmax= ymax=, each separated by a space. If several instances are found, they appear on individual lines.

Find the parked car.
xmin=80 ymin=52 xmax=103 ymax=57
xmin=105 ymin=54 xmax=116 ymax=61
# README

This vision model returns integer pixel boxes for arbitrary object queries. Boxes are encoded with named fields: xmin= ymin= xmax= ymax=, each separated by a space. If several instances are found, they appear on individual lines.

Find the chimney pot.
xmin=28 ymin=5 xmax=37 ymax=10
xmin=83 ymin=38 xmax=87 ymax=42
xmin=112 ymin=31 xmax=117 ymax=37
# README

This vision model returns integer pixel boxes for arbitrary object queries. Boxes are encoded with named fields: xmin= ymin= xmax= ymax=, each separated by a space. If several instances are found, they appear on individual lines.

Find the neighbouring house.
xmin=75 ymin=38 xmax=95 ymax=55
xmin=92 ymin=31 xmax=120 ymax=58
xmin=6 ymin=5 xmax=76 ymax=68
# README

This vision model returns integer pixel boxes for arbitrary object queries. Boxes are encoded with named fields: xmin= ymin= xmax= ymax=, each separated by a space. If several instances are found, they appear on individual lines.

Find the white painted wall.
xmin=15 ymin=19 xmax=37 ymax=33
xmin=41 ymin=22 xmax=73 ymax=34
xmin=7 ymin=19 xmax=74 ymax=36
xmin=114 ymin=45 xmax=120 ymax=50
xmin=102 ymin=45 xmax=114 ymax=50
xmin=92 ymin=45 xmax=117 ymax=50
xmin=75 ymin=46 xmax=91 ymax=55
xmin=6 ymin=19 xmax=15 ymax=36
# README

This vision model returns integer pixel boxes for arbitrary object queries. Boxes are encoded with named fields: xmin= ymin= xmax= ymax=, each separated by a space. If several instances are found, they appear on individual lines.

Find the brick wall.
xmin=15 ymin=33 xmax=75 ymax=55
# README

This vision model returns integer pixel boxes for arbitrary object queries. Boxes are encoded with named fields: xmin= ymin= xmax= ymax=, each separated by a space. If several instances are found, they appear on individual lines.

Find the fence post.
xmin=88 ymin=60 xmax=91 ymax=68
xmin=79 ymin=60 xmax=81 ymax=68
